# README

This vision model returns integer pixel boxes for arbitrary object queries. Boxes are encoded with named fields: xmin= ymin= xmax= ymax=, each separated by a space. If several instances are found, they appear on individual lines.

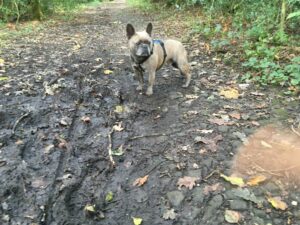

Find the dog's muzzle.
xmin=136 ymin=43 xmax=151 ymax=57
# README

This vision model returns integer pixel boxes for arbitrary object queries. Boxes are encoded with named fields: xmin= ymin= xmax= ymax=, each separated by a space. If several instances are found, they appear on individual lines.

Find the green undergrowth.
xmin=129 ymin=0 xmax=300 ymax=92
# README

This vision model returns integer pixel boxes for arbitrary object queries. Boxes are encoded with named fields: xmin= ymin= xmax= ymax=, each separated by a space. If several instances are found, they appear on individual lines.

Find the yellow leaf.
xmin=84 ymin=204 xmax=95 ymax=212
xmin=114 ymin=105 xmax=124 ymax=113
xmin=104 ymin=69 xmax=113 ymax=75
xmin=133 ymin=175 xmax=149 ymax=187
xmin=132 ymin=217 xmax=143 ymax=225
xmin=267 ymin=196 xmax=287 ymax=210
xmin=247 ymin=175 xmax=267 ymax=186
xmin=219 ymin=88 xmax=239 ymax=99
xmin=105 ymin=191 xmax=114 ymax=202
xmin=0 ymin=76 xmax=9 ymax=81
xmin=261 ymin=141 xmax=272 ymax=148
xmin=220 ymin=174 xmax=245 ymax=187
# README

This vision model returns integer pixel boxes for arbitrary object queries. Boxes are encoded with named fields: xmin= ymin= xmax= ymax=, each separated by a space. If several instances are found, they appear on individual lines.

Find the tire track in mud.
xmin=42 ymin=73 xmax=85 ymax=224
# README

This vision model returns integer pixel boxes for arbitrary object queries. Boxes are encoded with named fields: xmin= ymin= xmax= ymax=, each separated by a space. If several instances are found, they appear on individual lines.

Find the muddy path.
xmin=1 ymin=1 xmax=300 ymax=225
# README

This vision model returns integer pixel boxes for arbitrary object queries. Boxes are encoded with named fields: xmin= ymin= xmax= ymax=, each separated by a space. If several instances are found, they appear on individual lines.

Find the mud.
xmin=1 ymin=1 xmax=300 ymax=225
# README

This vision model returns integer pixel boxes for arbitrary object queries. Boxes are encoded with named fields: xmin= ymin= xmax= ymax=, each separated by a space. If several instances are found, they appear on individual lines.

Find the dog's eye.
xmin=143 ymin=40 xmax=150 ymax=45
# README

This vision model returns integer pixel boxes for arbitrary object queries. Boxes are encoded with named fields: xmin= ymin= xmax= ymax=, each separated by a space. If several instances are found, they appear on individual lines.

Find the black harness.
xmin=131 ymin=39 xmax=167 ymax=73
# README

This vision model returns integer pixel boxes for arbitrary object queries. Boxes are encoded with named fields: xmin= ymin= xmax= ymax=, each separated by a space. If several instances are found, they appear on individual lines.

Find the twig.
xmin=203 ymin=170 xmax=220 ymax=182
xmin=107 ymin=129 xmax=115 ymax=168
xmin=291 ymin=125 xmax=300 ymax=137
xmin=12 ymin=112 xmax=30 ymax=135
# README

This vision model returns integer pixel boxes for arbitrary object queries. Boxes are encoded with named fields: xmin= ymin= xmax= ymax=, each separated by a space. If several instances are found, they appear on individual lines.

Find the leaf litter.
xmin=177 ymin=176 xmax=199 ymax=190
xmin=162 ymin=208 xmax=177 ymax=220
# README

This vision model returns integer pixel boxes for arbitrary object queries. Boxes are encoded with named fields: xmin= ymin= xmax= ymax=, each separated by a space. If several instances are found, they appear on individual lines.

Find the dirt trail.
xmin=1 ymin=1 xmax=300 ymax=225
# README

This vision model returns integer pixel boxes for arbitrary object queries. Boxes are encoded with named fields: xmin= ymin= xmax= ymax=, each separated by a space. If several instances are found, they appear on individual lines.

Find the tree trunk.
xmin=279 ymin=0 xmax=286 ymax=34
xmin=32 ymin=0 xmax=43 ymax=20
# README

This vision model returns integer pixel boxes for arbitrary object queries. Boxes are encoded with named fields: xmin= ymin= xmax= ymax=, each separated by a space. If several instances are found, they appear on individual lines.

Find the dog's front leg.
xmin=146 ymin=70 xmax=156 ymax=96
xmin=133 ymin=65 xmax=144 ymax=91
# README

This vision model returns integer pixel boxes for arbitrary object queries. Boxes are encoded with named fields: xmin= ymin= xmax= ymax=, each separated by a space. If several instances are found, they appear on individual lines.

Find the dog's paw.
xmin=146 ymin=88 xmax=153 ymax=96
xmin=182 ymin=84 xmax=189 ymax=88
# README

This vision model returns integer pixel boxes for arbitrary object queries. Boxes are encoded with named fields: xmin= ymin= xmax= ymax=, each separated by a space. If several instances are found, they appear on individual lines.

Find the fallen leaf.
xmin=247 ymin=175 xmax=267 ymax=186
xmin=203 ymin=183 xmax=223 ymax=195
xmin=267 ymin=196 xmax=287 ymax=210
xmin=220 ymin=174 xmax=245 ymax=187
xmin=194 ymin=135 xmax=223 ymax=152
xmin=58 ymin=142 xmax=67 ymax=149
xmin=261 ymin=141 xmax=272 ymax=148
xmin=15 ymin=139 xmax=24 ymax=145
xmin=199 ymin=148 xmax=207 ymax=154
xmin=185 ymin=94 xmax=199 ymax=99
xmin=219 ymin=88 xmax=239 ymax=99
xmin=81 ymin=116 xmax=91 ymax=123
xmin=0 ymin=76 xmax=9 ymax=81
xmin=72 ymin=42 xmax=81 ymax=51
xmin=59 ymin=118 xmax=69 ymax=126
xmin=162 ymin=208 xmax=177 ymax=220
xmin=229 ymin=112 xmax=241 ymax=120
xmin=114 ymin=105 xmax=124 ymax=113
xmin=105 ymin=191 xmax=114 ymax=202
xmin=31 ymin=179 xmax=47 ymax=188
xmin=177 ymin=176 xmax=199 ymax=190
xmin=198 ymin=129 xmax=214 ymax=134
xmin=112 ymin=145 xmax=124 ymax=156
xmin=44 ymin=144 xmax=54 ymax=154
xmin=208 ymin=118 xmax=234 ymax=126
xmin=133 ymin=175 xmax=149 ymax=187
xmin=251 ymin=121 xmax=260 ymax=126
xmin=250 ymin=91 xmax=265 ymax=96
xmin=132 ymin=217 xmax=143 ymax=225
xmin=233 ymin=188 xmax=262 ymax=205
xmin=0 ymin=58 xmax=4 ymax=65
xmin=84 ymin=204 xmax=96 ymax=212
xmin=104 ymin=69 xmax=113 ymax=75
xmin=0 ymin=160 xmax=7 ymax=167
xmin=113 ymin=122 xmax=124 ymax=131
xmin=224 ymin=210 xmax=242 ymax=224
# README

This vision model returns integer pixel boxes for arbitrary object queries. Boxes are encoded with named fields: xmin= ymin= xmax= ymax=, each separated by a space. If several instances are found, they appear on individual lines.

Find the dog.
xmin=126 ymin=23 xmax=191 ymax=96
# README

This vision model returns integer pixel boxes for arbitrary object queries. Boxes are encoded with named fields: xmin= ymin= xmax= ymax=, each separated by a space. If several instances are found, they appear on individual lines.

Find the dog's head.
xmin=126 ymin=23 xmax=153 ymax=59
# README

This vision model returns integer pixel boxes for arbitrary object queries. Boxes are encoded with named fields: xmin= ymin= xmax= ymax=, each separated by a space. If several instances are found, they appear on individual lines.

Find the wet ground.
xmin=1 ymin=1 xmax=300 ymax=225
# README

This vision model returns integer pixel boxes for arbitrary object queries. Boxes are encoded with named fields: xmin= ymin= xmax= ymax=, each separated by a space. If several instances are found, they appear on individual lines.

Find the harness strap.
xmin=154 ymin=40 xmax=167 ymax=71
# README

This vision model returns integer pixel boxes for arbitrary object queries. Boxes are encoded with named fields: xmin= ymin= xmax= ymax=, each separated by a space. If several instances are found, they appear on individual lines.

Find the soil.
xmin=1 ymin=1 xmax=300 ymax=225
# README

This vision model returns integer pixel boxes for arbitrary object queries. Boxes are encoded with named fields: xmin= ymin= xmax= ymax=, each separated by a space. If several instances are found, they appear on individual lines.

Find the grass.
xmin=127 ymin=0 xmax=155 ymax=10
xmin=0 ymin=0 xmax=102 ymax=51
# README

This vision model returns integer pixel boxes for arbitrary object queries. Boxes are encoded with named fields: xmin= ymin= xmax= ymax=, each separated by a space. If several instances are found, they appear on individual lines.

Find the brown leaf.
xmin=208 ymin=118 xmax=234 ymax=126
xmin=229 ymin=112 xmax=241 ymax=120
xmin=194 ymin=135 xmax=223 ymax=152
xmin=133 ymin=175 xmax=149 ymax=187
xmin=203 ymin=183 xmax=223 ymax=195
xmin=177 ymin=176 xmax=199 ymax=190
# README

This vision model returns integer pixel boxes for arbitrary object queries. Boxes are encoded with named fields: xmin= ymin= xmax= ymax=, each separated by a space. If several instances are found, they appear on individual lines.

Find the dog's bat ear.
xmin=146 ymin=23 xmax=153 ymax=36
xmin=126 ymin=24 xmax=135 ymax=40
